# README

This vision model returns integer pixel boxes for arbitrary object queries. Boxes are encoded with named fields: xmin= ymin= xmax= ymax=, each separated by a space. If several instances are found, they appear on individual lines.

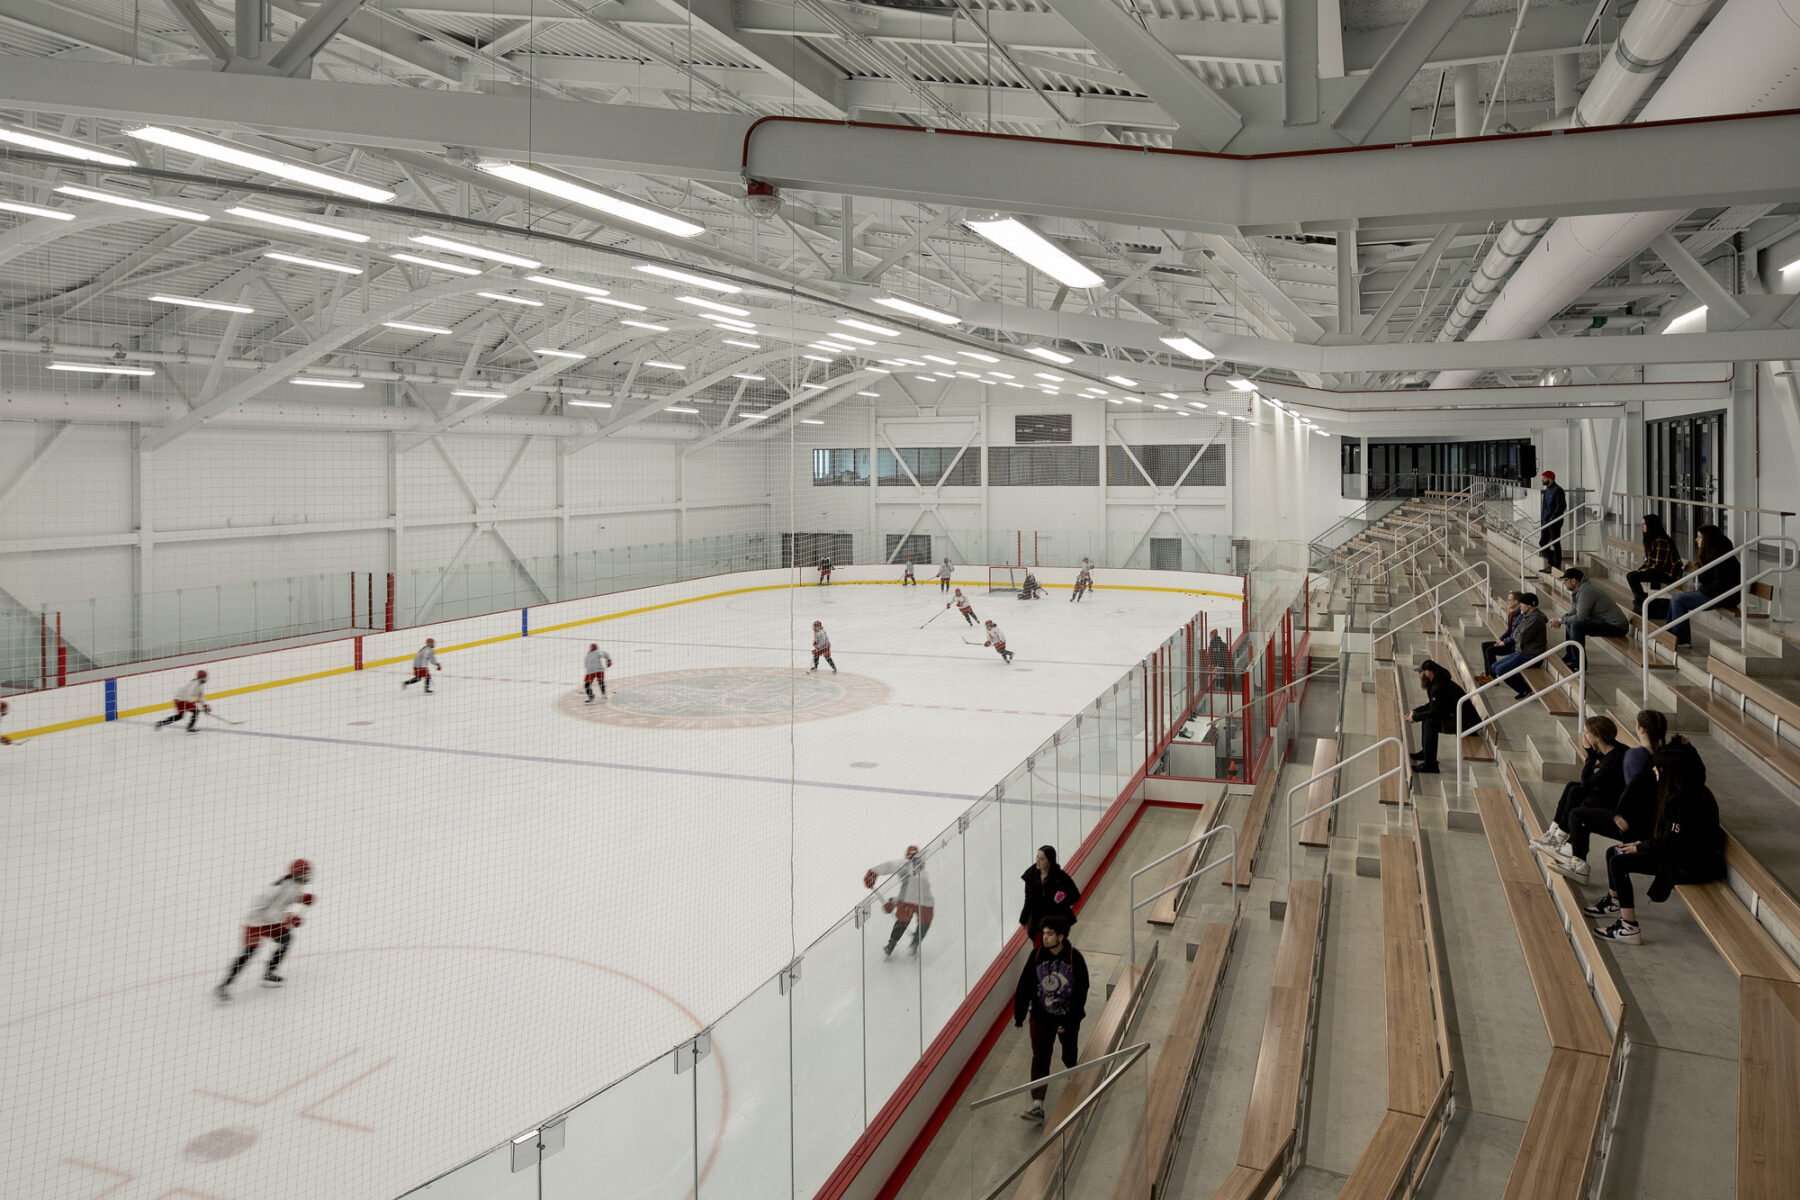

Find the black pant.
xmin=1552 ymin=780 xmax=1586 ymax=831
xmin=1540 ymin=521 xmax=1564 ymax=569
xmin=1605 ymin=846 xmax=1659 ymax=908
xmin=1626 ymin=570 xmax=1677 ymax=612
xmin=1027 ymin=1014 xmax=1081 ymax=1101
xmin=812 ymin=651 xmax=835 ymax=670
xmin=157 ymin=706 xmax=199 ymax=731
xmin=1479 ymin=640 xmax=1509 ymax=673
xmin=960 ymin=610 xmax=977 ymax=625
xmin=1416 ymin=716 xmax=1443 ymax=766
xmin=903 ymin=575 xmax=915 ymax=586
xmin=1567 ymin=806 xmax=1627 ymax=860
xmin=886 ymin=911 xmax=931 ymax=950
xmin=222 ymin=928 xmax=291 ymax=987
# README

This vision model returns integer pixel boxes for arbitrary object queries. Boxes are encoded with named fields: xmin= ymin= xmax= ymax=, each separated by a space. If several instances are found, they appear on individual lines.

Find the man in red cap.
xmin=1539 ymin=470 xmax=1567 ymax=570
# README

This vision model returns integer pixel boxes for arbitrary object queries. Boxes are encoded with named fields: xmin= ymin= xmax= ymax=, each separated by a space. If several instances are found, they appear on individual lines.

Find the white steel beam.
xmin=684 ymin=377 xmax=867 ymax=454
xmin=1284 ymin=0 xmax=1320 ymax=127
xmin=268 ymin=0 xmax=371 ymax=75
xmin=266 ymin=0 xmax=461 ymax=80
xmin=165 ymin=0 xmax=236 ymax=63
xmin=1332 ymin=0 xmax=1477 ymax=144
xmin=562 ymin=349 xmax=794 ymax=454
xmin=1649 ymin=231 xmax=1752 ymax=326
xmin=631 ymin=0 xmax=846 ymax=113
xmin=1360 ymin=224 xmax=1458 ymax=339
xmin=0 ymin=421 xmax=75 ymax=515
xmin=1203 ymin=237 xmax=1327 ymax=342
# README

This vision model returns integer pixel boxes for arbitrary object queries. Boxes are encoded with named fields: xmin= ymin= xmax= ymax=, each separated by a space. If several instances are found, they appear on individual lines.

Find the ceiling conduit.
xmin=1431 ymin=0 xmax=1800 ymax=388
xmin=1433 ymin=0 xmax=1720 ymax=348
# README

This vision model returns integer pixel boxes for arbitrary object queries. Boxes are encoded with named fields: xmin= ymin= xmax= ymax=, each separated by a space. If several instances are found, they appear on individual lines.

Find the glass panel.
xmin=696 ymin=974 xmax=791 ymax=1200
xmin=996 ymin=762 xmax=1034 ymax=941
xmin=862 ymin=862 xmax=923 ymax=1113
xmin=961 ymin=797 xmax=1005 ymax=985
xmin=789 ymin=914 xmax=865 ymax=1197
xmin=917 ymin=834 xmax=967 ymax=1039
xmin=542 ymin=1052 xmax=695 ymax=1200
xmin=401 ymin=1140 xmax=539 ymax=1200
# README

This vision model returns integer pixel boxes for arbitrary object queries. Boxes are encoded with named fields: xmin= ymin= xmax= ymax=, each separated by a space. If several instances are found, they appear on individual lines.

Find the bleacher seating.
xmin=1429 ymin=637 xmax=1497 ymax=763
xmin=1148 ymin=804 xmax=1225 ymax=927
xmin=1297 ymin=739 xmax=1338 ymax=849
xmin=1376 ymin=667 xmax=1409 ymax=805
xmin=1222 ymin=763 xmax=1282 ymax=890
xmin=1669 ymin=658 xmax=1800 ymax=790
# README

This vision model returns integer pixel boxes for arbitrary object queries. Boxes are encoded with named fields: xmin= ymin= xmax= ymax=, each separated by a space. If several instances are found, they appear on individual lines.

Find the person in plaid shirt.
xmin=1627 ymin=513 xmax=1683 ymax=614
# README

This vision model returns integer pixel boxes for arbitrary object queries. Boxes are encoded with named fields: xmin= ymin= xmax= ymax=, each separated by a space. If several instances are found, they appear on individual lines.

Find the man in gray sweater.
xmin=1549 ymin=569 xmax=1628 ymax=670
xmin=1489 ymin=593 xmax=1550 ymax=698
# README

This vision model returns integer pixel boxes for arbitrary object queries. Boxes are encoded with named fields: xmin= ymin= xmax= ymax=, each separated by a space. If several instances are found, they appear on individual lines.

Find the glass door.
xmin=1645 ymin=411 xmax=1726 ymax=546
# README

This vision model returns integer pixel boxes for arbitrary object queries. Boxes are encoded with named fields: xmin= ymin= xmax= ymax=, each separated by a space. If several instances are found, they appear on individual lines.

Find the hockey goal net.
xmin=987 ymin=565 xmax=1021 ymax=594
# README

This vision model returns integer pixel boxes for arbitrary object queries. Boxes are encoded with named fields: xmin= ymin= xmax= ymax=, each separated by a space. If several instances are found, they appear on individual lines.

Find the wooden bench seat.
xmin=1297 ymin=738 xmax=1338 ymax=848
xmin=1376 ymin=667 xmax=1409 ymax=806
xmin=1669 ymin=683 xmax=1800 ymax=791
xmin=1679 ymin=882 xmax=1800 ymax=984
xmin=1707 ymin=656 xmax=1800 ymax=733
xmin=1338 ymin=1110 xmax=1431 ymax=1200
xmin=1111 ymin=922 xmax=1234 ymax=1200
xmin=1223 ymin=764 xmax=1283 ymax=889
xmin=1738 ymin=977 xmax=1800 ymax=1200
xmin=1432 ymin=638 xmax=1497 ymax=763
xmin=1502 ymin=1047 xmax=1612 ymax=1200
xmin=1148 ymin=804 xmax=1224 ymax=926
xmin=1380 ymin=838 xmax=1441 ymax=1117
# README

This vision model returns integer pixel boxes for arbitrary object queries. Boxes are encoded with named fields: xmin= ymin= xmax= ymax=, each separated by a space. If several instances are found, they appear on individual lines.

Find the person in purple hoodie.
xmin=1012 ymin=914 xmax=1089 ymax=1122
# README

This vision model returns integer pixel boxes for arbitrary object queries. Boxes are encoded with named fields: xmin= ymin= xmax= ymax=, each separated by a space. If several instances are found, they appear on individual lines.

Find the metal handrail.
xmin=972 ymin=1042 xmax=1152 ymax=1200
xmin=969 ymin=1042 xmax=1150 ymax=1109
xmin=1368 ymin=562 xmax=1491 ymax=672
xmin=1373 ymin=526 xmax=1449 ymax=582
xmin=1282 ymin=735 xmax=1407 ymax=902
xmin=1506 ymin=503 xmax=1600 ymax=589
xmin=1638 ymin=536 xmax=1800 ymax=705
xmin=1128 ymin=824 xmax=1238 ymax=966
xmin=1455 ymin=642 xmax=1587 ymax=798
xmin=1188 ymin=658 xmax=1343 ymax=733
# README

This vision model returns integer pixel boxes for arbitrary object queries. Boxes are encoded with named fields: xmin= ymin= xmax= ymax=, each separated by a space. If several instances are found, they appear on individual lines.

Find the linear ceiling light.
xmin=477 ymin=291 xmax=543 ymax=306
xmin=732 ymin=373 xmax=765 ymax=381
xmin=527 ymin=274 xmax=608 ymax=298
xmin=477 ymin=162 xmax=705 ymax=237
xmin=634 ymin=263 xmax=740 ymax=293
xmin=1187 ymin=401 xmax=1208 ymax=410
xmin=832 ymin=332 xmax=876 ymax=346
xmin=1026 ymin=347 xmax=1073 ymax=365
xmin=621 ymin=319 xmax=669 ymax=331
xmin=1106 ymin=374 xmax=1139 ymax=387
xmin=227 ymin=206 xmax=366 ymax=241
xmin=390 ymin=252 xmax=481 ymax=275
xmin=921 ymin=354 xmax=958 ymax=366
xmin=665 ymin=406 xmax=700 ymax=414
xmin=533 ymin=348 xmax=587 ymax=359
xmin=801 ymin=418 xmax=825 ymax=425
xmin=1781 ymin=256 xmax=1800 ymax=274
xmin=48 ymin=362 xmax=155 ymax=376
xmin=858 ymin=390 xmax=881 ymax=397
xmin=1159 ymin=392 xmax=1180 ymax=400
xmin=643 ymin=360 xmax=686 ymax=371
xmin=590 ymin=297 xmax=649 ymax=312
xmin=803 ymin=354 xmax=833 ymax=363
xmin=0 ymin=198 xmax=74 ymax=221
xmin=1160 ymin=334 xmax=1215 ymax=360
xmin=837 ymin=318 xmax=901 ymax=337
xmin=452 ymin=389 xmax=508 ymax=399
xmin=738 ymin=411 xmax=769 ymax=419
xmin=1227 ymin=377 xmax=1257 ymax=391
xmin=55 ymin=185 xmax=208 ymax=221
xmin=873 ymin=296 xmax=960 ymax=325
xmin=566 ymin=399 xmax=613 ymax=409
xmin=677 ymin=296 xmax=751 ymax=316
xmin=263 ymin=250 xmax=362 ymax=274
xmin=0 ymin=124 xmax=136 ymax=165
xmin=1662 ymin=305 xmax=1707 ymax=334
xmin=383 ymin=320 xmax=453 ymax=335
xmin=965 ymin=215 xmax=1103 ymax=288
xmin=410 ymin=234 xmax=540 ymax=269
xmin=958 ymin=350 xmax=1001 ymax=363
xmin=150 ymin=293 xmax=254 ymax=314
xmin=723 ymin=339 xmax=761 ymax=349
xmin=127 ymin=127 xmax=395 ymax=202
xmin=1033 ymin=372 xmax=1065 ymax=382
xmin=712 ymin=319 xmax=756 ymax=331
xmin=292 ymin=376 xmax=364 ymax=388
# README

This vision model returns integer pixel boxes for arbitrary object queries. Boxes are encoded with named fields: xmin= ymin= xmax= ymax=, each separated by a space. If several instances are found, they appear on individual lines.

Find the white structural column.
xmin=1333 ymin=0 xmax=1478 ymax=144
xmin=1284 ymin=0 xmax=1321 ymax=126
xmin=1453 ymin=63 xmax=1480 ymax=138
xmin=1040 ymin=0 xmax=1244 ymax=150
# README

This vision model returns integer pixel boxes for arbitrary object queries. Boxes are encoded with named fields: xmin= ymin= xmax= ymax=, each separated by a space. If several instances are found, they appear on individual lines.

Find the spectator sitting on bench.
xmin=1478 ymin=591 xmax=1525 ymax=675
xmin=1403 ymin=658 xmax=1470 ymax=774
xmin=1532 ymin=716 xmax=1628 ymax=881
xmin=1586 ymin=741 xmax=1725 ymax=945
xmin=1663 ymin=524 xmax=1740 ymax=649
xmin=1627 ymin=513 xmax=1684 ymax=614
xmin=1480 ymin=592 xmax=1548 ymax=699
xmin=1548 ymin=568 xmax=1628 ymax=671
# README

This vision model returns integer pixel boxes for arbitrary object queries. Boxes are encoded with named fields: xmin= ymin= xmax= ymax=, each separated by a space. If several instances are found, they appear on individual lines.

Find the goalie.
xmin=865 ymin=846 xmax=934 ymax=957
xmin=1017 ymin=571 xmax=1045 ymax=600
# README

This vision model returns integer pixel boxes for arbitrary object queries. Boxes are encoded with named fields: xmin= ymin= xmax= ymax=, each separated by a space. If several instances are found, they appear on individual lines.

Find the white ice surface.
xmin=2 ymin=583 xmax=1234 ymax=1200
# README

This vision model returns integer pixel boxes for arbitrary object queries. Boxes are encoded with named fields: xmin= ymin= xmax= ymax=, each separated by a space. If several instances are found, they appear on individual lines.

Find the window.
xmin=986 ymin=445 xmax=1100 ymax=486
xmin=885 ymin=533 xmax=932 ymax=563
xmin=781 ymin=532 xmax=854 ymax=568
xmin=811 ymin=447 xmax=869 ymax=486
xmin=1014 ymin=414 xmax=1073 ymax=443
xmin=1107 ymin=444 xmax=1226 ymax=487
xmin=877 ymin=446 xmax=981 ymax=486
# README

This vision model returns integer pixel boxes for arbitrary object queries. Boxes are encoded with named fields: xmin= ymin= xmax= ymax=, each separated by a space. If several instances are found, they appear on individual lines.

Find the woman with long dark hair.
xmin=1586 ymin=741 xmax=1725 ymax=944
xmin=1627 ymin=512 xmax=1683 ymax=613
xmin=1664 ymin=524 xmax=1741 ymax=647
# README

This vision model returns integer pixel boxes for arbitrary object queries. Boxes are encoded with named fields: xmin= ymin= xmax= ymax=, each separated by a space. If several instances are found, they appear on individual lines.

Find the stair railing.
xmin=1637 ymin=536 xmax=1799 ymax=706
xmin=1127 ymin=824 xmax=1238 ymax=967
xmin=1279 ymin=736 xmax=1407 ymax=909
xmin=1454 ymin=642 xmax=1588 ymax=798
xmin=1367 ymin=562 xmax=1491 ymax=674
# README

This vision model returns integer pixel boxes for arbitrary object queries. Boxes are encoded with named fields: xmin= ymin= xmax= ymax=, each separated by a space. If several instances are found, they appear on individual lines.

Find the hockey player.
xmin=937 ymin=556 xmax=954 ymax=593
xmin=402 ymin=638 xmax=439 ymax=693
xmin=809 ymin=620 xmax=837 ymax=673
xmin=155 ymin=670 xmax=210 ymax=732
xmin=865 ymin=845 xmax=934 ymax=956
xmin=817 ymin=555 xmax=834 ymax=586
xmin=583 ymin=643 xmax=613 ymax=703
xmin=983 ymin=620 xmax=1014 ymax=663
xmin=1071 ymin=566 xmax=1093 ymax=602
xmin=949 ymin=588 xmax=979 ymax=626
xmin=0 ymin=698 xmax=10 ymax=745
xmin=216 ymin=859 xmax=314 ymax=1001
xmin=1018 ymin=571 xmax=1044 ymax=600
xmin=902 ymin=557 xmax=917 ymax=586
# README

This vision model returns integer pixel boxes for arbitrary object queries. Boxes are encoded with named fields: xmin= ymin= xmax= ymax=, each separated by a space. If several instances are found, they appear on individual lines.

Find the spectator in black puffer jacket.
xmin=1019 ymin=845 xmax=1081 ymax=945
xmin=1534 ymin=716 xmax=1628 ymax=883
xmin=1586 ymin=741 xmax=1725 ymax=945
xmin=1404 ymin=659 xmax=1468 ymax=774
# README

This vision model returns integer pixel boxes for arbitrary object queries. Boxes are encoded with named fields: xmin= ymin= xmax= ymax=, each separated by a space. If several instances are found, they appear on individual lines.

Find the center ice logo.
xmin=558 ymin=667 xmax=890 ymax=729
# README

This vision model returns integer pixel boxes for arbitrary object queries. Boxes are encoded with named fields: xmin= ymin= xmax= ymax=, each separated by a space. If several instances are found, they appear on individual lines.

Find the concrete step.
xmin=1527 ymin=732 xmax=1580 ymax=782
xmin=1706 ymin=627 xmax=1792 ymax=668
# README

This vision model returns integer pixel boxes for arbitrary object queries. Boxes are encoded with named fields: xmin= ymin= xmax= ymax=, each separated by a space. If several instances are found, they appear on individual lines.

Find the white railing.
xmin=1368 ymin=562 xmax=1492 ymax=672
xmin=1504 ymin=503 xmax=1601 ymax=590
xmin=1128 ymin=825 xmax=1238 ymax=966
xmin=1611 ymin=490 xmax=1795 ymax=552
xmin=1455 ymin=642 xmax=1588 ymax=798
xmin=1280 ymin=736 xmax=1408 ymax=905
xmin=1373 ymin=526 xmax=1449 ymax=582
xmin=1638 ymin=536 xmax=1800 ymax=706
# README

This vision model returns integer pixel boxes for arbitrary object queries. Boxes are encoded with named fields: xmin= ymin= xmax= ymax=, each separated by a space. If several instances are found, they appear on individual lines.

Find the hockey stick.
xmin=203 ymin=709 xmax=246 ymax=726
xmin=919 ymin=605 xmax=951 ymax=630
xmin=963 ymin=637 xmax=989 ymax=647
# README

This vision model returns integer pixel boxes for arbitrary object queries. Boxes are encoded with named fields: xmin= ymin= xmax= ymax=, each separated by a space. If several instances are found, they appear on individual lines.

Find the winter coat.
xmin=1644 ymin=781 xmax=1726 ymax=902
xmin=1410 ymin=661 xmax=1467 ymax=724
xmin=1019 ymin=864 xmax=1081 ymax=934
xmin=1573 ymin=743 xmax=1627 ymax=811
xmin=1541 ymin=482 xmax=1566 ymax=525
xmin=1511 ymin=609 xmax=1549 ymax=658
xmin=1697 ymin=553 xmax=1742 ymax=601
xmin=1014 ymin=941 xmax=1089 ymax=1026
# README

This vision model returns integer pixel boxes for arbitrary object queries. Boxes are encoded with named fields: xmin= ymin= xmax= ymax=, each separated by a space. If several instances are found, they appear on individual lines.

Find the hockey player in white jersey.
xmin=809 ymin=620 xmax=837 ymax=673
xmin=216 ymin=859 xmax=314 ymax=1001
xmin=949 ymin=588 xmax=979 ymax=626
xmin=583 ymin=643 xmax=613 ymax=702
xmin=1071 ymin=566 xmax=1093 ymax=602
xmin=983 ymin=620 xmax=1014 ymax=663
xmin=402 ymin=638 xmax=439 ymax=693
xmin=937 ymin=556 xmax=954 ymax=594
xmin=902 ymin=557 xmax=917 ymax=586
xmin=865 ymin=845 xmax=934 ymax=956
xmin=155 ymin=670 xmax=210 ymax=732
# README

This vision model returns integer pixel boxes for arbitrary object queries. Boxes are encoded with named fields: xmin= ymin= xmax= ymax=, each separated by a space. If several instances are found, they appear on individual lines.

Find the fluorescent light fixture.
xmin=590 ymin=297 xmax=649 ymax=312
xmin=1106 ymin=375 xmax=1139 ymax=387
xmin=989 ymin=371 xmax=1015 ymax=379
xmin=864 ymin=366 xmax=891 ymax=374
xmin=1106 ymin=397 xmax=1124 ymax=405
xmin=383 ymin=321 xmax=454 ymax=335
xmin=620 ymin=319 xmax=669 ymax=331
xmin=922 ymin=354 xmax=958 ymax=366
xmin=263 ymin=250 xmax=361 ymax=275
xmin=1160 ymin=334 xmax=1214 ymax=360
xmin=1227 ymin=377 xmax=1257 ymax=391
xmin=1124 ymin=395 xmax=1143 ymax=403
xmin=527 ymin=274 xmax=609 ymax=298
xmin=1026 ymin=347 xmax=1073 ymax=365
xmin=127 ymin=127 xmax=393 ymax=201
xmin=410 ymin=234 xmax=539 ymax=269
xmin=478 ymin=291 xmax=543 ymax=307
xmin=226 ymin=206 xmax=366 ymax=242
xmin=838 ymin=318 xmax=901 ymax=337
xmin=803 ymin=354 xmax=833 ymax=363
xmin=1663 ymin=305 xmax=1707 ymax=334
xmin=664 ymin=405 xmax=700 ymax=414
xmin=1034 ymin=372 xmax=1065 ymax=382
xmin=723 ymin=339 xmax=761 ymax=349
xmin=48 ymin=361 xmax=155 ymax=376
xmin=634 ymin=263 xmax=740 ymax=293
xmin=0 ymin=198 xmax=74 ymax=221
xmin=567 ymin=399 xmax=612 ymax=408
xmin=813 ymin=342 xmax=855 ymax=353
xmin=1781 ymin=256 xmax=1800 ymax=274
xmin=801 ymin=418 xmax=825 ymax=425
xmin=644 ymin=360 xmax=686 ymax=371
xmin=801 ymin=383 xmax=828 ymax=390
xmin=477 ymin=162 xmax=705 ymax=237
xmin=955 ymin=370 xmax=981 ymax=379
xmin=738 ymin=411 xmax=769 ymax=419
xmin=391 ymin=252 xmax=481 ymax=275
xmin=1188 ymin=401 xmax=1208 ymax=410
xmin=292 ymin=376 xmax=363 ymax=389
xmin=732 ymin=373 xmax=766 ymax=381
xmin=915 ymin=375 xmax=937 ymax=382
xmin=959 ymin=350 xmax=1001 ymax=363
xmin=533 ymin=348 xmax=587 ymax=359
xmin=149 ymin=293 xmax=254 ymax=314
xmin=712 ymin=319 xmax=757 ymax=332
xmin=965 ymin=214 xmax=1103 ymax=288
xmin=832 ymin=332 xmax=876 ymax=347
xmin=0 ymin=124 xmax=136 ymax=165
xmin=55 ymin=185 xmax=208 ymax=222
xmin=1003 ymin=381 xmax=1025 ymax=388
xmin=1152 ymin=404 xmax=1168 ymax=410
xmin=858 ymin=390 xmax=880 ymax=397
xmin=677 ymin=296 xmax=751 ymax=316
xmin=452 ymin=389 xmax=508 ymax=399
xmin=1160 ymin=393 xmax=1180 ymax=401
xmin=873 ymin=296 xmax=960 ymax=325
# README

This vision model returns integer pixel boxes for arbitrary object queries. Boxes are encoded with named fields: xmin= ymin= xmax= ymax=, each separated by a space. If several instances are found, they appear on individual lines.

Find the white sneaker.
xmin=1020 ymin=1102 xmax=1045 ymax=1122
xmin=1529 ymin=823 xmax=1567 ymax=851
xmin=1549 ymin=856 xmax=1590 ymax=881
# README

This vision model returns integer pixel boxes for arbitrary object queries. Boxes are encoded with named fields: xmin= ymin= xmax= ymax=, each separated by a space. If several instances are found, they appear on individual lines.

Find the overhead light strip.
xmin=127 ymin=127 xmax=395 ymax=202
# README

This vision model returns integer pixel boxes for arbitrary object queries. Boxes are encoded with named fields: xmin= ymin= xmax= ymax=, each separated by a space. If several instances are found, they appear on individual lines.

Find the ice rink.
xmin=2 ymin=578 xmax=1237 ymax=1200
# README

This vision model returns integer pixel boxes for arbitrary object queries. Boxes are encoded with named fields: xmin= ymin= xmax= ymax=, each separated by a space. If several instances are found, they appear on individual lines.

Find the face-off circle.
xmin=558 ymin=667 xmax=891 ymax=729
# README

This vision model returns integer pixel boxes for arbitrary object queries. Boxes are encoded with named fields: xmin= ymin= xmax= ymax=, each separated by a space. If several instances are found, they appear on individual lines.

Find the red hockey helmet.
xmin=196 ymin=669 xmax=208 ymax=680
xmin=289 ymin=858 xmax=312 ymax=881
xmin=905 ymin=844 xmax=919 ymax=858
xmin=813 ymin=620 xmax=822 ymax=628
xmin=590 ymin=643 xmax=598 ymax=650
xmin=984 ymin=619 xmax=995 ymax=627
xmin=425 ymin=637 xmax=435 ymax=646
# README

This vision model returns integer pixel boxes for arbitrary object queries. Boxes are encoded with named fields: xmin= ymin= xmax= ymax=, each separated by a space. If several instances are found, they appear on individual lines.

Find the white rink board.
xmin=1 ymin=578 xmax=1240 ymax=1200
